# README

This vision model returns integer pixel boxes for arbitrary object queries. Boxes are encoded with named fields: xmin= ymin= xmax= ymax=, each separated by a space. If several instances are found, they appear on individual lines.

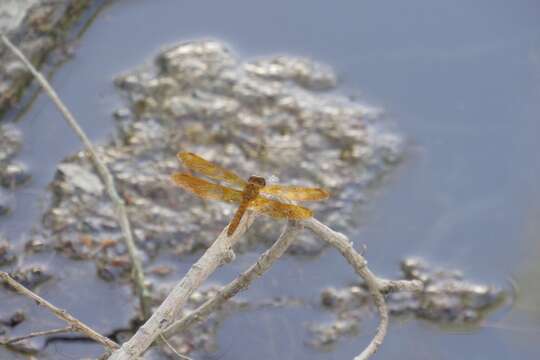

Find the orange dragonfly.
xmin=171 ymin=152 xmax=329 ymax=236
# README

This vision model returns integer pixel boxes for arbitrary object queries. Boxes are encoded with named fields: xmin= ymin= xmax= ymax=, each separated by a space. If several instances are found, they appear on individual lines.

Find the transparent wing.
xmin=250 ymin=197 xmax=313 ymax=219
xmin=178 ymin=152 xmax=247 ymax=187
xmin=171 ymin=172 xmax=243 ymax=203
xmin=260 ymin=184 xmax=329 ymax=201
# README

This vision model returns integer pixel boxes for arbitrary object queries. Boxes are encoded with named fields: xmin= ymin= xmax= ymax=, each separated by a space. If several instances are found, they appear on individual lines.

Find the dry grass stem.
xmin=0 ymin=34 xmax=150 ymax=319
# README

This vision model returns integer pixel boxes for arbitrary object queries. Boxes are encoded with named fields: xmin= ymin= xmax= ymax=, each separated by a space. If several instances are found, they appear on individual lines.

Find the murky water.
xmin=1 ymin=0 xmax=539 ymax=359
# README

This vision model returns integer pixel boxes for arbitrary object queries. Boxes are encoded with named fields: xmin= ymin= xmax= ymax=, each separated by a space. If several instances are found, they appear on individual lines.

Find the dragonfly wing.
xmin=260 ymin=184 xmax=329 ymax=201
xmin=178 ymin=152 xmax=247 ymax=187
xmin=250 ymin=197 xmax=313 ymax=219
xmin=171 ymin=172 xmax=243 ymax=203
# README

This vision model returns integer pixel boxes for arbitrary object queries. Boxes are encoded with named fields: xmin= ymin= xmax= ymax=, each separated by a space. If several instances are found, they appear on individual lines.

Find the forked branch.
xmin=110 ymin=216 xmax=422 ymax=360
xmin=163 ymin=221 xmax=303 ymax=337
xmin=108 ymin=213 xmax=256 ymax=360
xmin=0 ymin=33 xmax=423 ymax=360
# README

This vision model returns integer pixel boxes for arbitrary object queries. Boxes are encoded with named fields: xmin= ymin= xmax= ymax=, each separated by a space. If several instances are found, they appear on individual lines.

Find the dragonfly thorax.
xmin=247 ymin=175 xmax=266 ymax=188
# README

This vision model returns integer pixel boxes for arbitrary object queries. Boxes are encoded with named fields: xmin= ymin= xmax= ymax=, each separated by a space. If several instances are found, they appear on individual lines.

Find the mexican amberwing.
xmin=171 ymin=152 xmax=329 ymax=236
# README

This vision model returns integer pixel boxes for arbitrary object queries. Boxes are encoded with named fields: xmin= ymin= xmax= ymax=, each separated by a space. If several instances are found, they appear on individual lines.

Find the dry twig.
xmin=108 ymin=213 xmax=256 ymax=360
xmin=163 ymin=221 xmax=303 ymax=337
xmin=1 ymin=326 xmax=73 ymax=345
xmin=0 ymin=272 xmax=118 ymax=350
xmin=302 ymin=218 xmax=422 ymax=360
xmin=0 ymin=32 xmax=422 ymax=360
xmin=110 ymin=215 xmax=422 ymax=360
xmin=0 ymin=34 xmax=150 ymax=319
xmin=163 ymin=217 xmax=422 ymax=359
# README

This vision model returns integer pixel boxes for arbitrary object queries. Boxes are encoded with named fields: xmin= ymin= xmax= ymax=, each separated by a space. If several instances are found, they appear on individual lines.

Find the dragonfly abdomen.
xmin=227 ymin=200 xmax=250 ymax=236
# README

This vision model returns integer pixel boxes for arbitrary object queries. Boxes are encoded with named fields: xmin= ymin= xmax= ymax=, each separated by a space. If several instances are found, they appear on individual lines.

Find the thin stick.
xmin=158 ymin=334 xmax=193 ymax=360
xmin=0 ymin=34 xmax=150 ymax=319
xmin=110 ymin=214 xmax=421 ymax=360
xmin=303 ymin=218 xmax=389 ymax=360
xmin=0 ymin=272 xmax=118 ymax=350
xmin=163 ymin=221 xmax=302 ymax=337
xmin=2 ymin=326 xmax=73 ymax=345
xmin=108 ymin=212 xmax=256 ymax=360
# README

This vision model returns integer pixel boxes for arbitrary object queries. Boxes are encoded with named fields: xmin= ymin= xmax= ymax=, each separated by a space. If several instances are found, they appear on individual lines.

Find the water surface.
xmin=2 ymin=0 xmax=539 ymax=359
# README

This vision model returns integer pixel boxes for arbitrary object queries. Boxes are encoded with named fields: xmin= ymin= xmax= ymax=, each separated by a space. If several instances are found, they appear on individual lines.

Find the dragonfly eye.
xmin=248 ymin=175 xmax=266 ymax=188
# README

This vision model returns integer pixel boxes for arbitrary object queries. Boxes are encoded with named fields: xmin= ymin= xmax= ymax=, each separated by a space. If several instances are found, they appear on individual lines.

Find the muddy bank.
xmin=309 ymin=258 xmax=506 ymax=349
xmin=0 ymin=124 xmax=28 ymax=215
xmin=1 ymin=39 xmax=406 ymax=357
xmin=39 ymin=40 xmax=403 ymax=270
xmin=0 ymin=0 xmax=97 ymax=116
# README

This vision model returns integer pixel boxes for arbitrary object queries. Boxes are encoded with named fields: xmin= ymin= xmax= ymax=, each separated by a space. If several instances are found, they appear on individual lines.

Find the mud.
xmin=0 ymin=0 xmax=95 ymax=115
xmin=0 ymin=124 xmax=26 ymax=214
xmin=0 ymin=237 xmax=17 ymax=266
xmin=4 ymin=266 xmax=51 ymax=291
xmin=309 ymin=258 xmax=506 ymax=348
xmin=0 ymin=34 xmax=511 ymax=358
xmin=37 ymin=40 xmax=402 ymax=274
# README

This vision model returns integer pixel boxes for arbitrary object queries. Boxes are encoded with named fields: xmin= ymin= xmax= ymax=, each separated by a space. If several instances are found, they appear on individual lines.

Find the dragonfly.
xmin=171 ymin=152 xmax=329 ymax=236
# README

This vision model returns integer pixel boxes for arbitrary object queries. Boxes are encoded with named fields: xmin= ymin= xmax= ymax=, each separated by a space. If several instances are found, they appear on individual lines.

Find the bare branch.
xmin=162 ymin=217 xmax=422 ymax=360
xmin=163 ymin=221 xmax=302 ymax=337
xmin=2 ymin=326 xmax=73 ymax=345
xmin=303 ymin=218 xmax=388 ymax=360
xmin=111 ymin=214 xmax=421 ymax=360
xmin=0 ymin=272 xmax=118 ymax=350
xmin=108 ymin=212 xmax=256 ymax=360
xmin=2 ymin=30 xmax=423 ymax=360
xmin=0 ymin=34 xmax=150 ymax=319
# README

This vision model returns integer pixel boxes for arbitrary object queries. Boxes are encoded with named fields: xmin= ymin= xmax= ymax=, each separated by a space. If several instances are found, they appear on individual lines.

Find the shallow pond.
xmin=1 ymin=0 xmax=539 ymax=359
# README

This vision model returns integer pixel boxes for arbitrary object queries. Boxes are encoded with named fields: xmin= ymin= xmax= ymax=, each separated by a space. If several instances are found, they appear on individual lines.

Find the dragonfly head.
xmin=248 ymin=175 xmax=266 ymax=189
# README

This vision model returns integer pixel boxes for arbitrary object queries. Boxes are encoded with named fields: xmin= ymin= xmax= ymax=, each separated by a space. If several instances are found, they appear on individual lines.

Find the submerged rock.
xmin=0 ymin=125 xmax=21 ymax=164
xmin=0 ymin=237 xmax=17 ymax=267
xmin=308 ymin=320 xmax=359 ymax=349
xmin=309 ymin=258 xmax=506 ymax=348
xmin=0 ymin=162 xmax=31 ymax=188
xmin=4 ymin=266 xmax=51 ymax=291
xmin=0 ymin=124 xmax=29 ymax=190
xmin=0 ymin=310 xmax=26 ymax=328
xmin=390 ymin=258 xmax=506 ymax=322
xmin=38 ymin=40 xmax=402 ymax=268
xmin=0 ymin=191 xmax=11 ymax=216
